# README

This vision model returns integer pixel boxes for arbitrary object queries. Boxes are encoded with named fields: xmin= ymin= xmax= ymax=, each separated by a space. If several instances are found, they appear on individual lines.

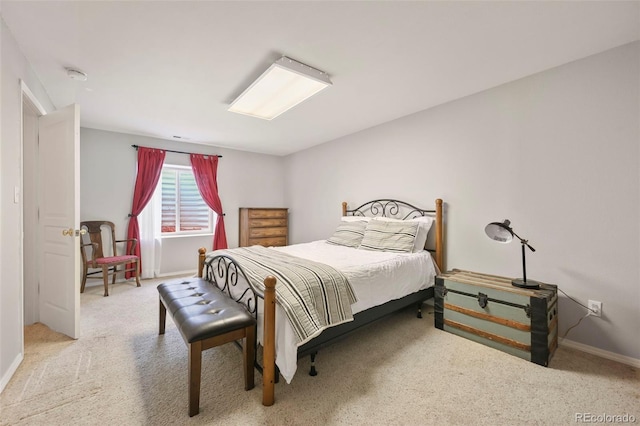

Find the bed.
xmin=197 ymin=198 xmax=444 ymax=405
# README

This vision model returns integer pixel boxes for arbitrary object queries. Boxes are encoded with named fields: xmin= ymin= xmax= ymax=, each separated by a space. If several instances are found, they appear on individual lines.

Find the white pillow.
xmin=326 ymin=220 xmax=368 ymax=248
xmin=359 ymin=220 xmax=419 ymax=253
xmin=373 ymin=216 xmax=433 ymax=252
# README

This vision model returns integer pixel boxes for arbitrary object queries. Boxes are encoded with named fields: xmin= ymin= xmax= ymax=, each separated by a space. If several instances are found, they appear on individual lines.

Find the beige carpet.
xmin=1 ymin=277 xmax=638 ymax=425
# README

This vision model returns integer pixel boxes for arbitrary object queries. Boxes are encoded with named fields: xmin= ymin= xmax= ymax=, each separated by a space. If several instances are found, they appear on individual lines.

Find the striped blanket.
xmin=205 ymin=246 xmax=357 ymax=345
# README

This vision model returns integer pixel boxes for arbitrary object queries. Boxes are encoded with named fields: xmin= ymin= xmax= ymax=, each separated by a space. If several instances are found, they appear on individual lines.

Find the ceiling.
xmin=2 ymin=1 xmax=638 ymax=156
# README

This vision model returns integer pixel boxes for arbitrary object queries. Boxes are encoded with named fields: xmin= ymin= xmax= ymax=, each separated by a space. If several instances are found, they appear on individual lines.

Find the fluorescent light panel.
xmin=228 ymin=56 xmax=332 ymax=120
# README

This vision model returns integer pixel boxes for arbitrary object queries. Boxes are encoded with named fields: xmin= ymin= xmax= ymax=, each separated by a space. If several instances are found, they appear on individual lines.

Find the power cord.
xmin=558 ymin=288 xmax=597 ymax=314
xmin=558 ymin=288 xmax=598 ymax=343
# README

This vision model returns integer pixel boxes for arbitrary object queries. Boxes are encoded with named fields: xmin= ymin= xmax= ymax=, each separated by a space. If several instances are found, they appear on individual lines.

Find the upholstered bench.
xmin=157 ymin=277 xmax=256 ymax=417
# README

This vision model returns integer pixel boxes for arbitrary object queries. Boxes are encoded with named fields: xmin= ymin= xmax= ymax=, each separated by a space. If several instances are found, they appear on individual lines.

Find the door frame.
xmin=20 ymin=80 xmax=47 ymax=341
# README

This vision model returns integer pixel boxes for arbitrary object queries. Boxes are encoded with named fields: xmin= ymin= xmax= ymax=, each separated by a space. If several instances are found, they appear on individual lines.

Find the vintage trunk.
xmin=435 ymin=269 xmax=558 ymax=366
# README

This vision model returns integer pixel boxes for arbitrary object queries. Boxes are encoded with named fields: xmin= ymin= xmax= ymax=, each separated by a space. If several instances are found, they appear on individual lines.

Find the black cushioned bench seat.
xmin=158 ymin=277 xmax=256 ymax=417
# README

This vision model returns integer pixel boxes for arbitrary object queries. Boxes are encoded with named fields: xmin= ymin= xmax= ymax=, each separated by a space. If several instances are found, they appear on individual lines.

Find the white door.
xmin=38 ymin=104 xmax=81 ymax=339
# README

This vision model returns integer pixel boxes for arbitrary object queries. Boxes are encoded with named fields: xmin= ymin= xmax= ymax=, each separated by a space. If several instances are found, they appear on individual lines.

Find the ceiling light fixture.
xmin=66 ymin=68 xmax=88 ymax=82
xmin=228 ymin=56 xmax=332 ymax=120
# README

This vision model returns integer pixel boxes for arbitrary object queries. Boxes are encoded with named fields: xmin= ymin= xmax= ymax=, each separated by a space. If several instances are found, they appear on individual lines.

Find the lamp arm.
xmin=512 ymin=230 xmax=535 ymax=252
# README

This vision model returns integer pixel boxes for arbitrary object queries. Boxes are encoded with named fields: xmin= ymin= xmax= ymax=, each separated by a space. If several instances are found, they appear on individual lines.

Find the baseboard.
xmin=83 ymin=271 xmax=196 ymax=288
xmin=0 ymin=352 xmax=24 ymax=394
xmin=83 ymin=276 xmax=140 ymax=288
xmin=561 ymin=339 xmax=640 ymax=368
xmin=155 ymin=270 xmax=197 ymax=278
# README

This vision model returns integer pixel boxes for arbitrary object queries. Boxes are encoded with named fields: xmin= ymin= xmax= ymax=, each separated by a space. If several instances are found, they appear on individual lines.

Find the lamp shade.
xmin=485 ymin=220 xmax=514 ymax=243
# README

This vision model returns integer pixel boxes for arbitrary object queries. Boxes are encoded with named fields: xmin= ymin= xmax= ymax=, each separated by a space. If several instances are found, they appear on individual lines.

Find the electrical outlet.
xmin=588 ymin=300 xmax=602 ymax=317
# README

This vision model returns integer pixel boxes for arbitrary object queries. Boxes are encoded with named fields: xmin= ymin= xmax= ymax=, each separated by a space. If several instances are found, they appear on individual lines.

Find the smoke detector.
xmin=66 ymin=68 xmax=88 ymax=82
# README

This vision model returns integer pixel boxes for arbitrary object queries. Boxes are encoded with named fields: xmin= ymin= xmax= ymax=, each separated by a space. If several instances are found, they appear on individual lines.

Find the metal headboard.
xmin=342 ymin=199 xmax=433 ymax=219
xmin=341 ymin=198 xmax=444 ymax=271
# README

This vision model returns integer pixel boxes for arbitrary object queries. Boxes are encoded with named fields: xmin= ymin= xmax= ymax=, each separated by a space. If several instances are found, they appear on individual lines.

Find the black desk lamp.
xmin=485 ymin=219 xmax=540 ymax=289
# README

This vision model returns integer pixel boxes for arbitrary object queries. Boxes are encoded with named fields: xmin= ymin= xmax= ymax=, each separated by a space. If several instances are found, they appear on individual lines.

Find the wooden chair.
xmin=80 ymin=220 xmax=141 ymax=297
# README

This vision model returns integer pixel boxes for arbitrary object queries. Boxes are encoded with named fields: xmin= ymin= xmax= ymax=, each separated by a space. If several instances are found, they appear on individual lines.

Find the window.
xmin=160 ymin=165 xmax=214 ymax=235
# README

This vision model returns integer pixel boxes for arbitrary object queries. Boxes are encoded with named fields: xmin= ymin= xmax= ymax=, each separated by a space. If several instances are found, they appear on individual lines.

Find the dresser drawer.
xmin=248 ymin=209 xmax=287 ymax=219
xmin=249 ymin=218 xmax=287 ymax=228
xmin=248 ymin=237 xmax=287 ymax=247
xmin=249 ymin=227 xmax=287 ymax=238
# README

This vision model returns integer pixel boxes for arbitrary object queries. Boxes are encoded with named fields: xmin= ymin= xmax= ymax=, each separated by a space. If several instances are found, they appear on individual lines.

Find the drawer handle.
xmin=477 ymin=292 xmax=488 ymax=309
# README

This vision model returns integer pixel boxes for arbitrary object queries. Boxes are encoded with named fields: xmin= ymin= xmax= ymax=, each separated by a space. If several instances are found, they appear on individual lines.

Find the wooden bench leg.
xmin=189 ymin=341 xmax=202 ymax=417
xmin=244 ymin=325 xmax=256 ymax=391
xmin=159 ymin=299 xmax=166 ymax=335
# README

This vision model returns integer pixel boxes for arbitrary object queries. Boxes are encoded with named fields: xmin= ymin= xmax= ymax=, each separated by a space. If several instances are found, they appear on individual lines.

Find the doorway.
xmin=22 ymin=85 xmax=44 ymax=326
xmin=20 ymin=83 xmax=82 ymax=339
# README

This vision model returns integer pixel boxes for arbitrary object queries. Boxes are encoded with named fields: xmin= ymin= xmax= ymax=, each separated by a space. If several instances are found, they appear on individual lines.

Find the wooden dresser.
xmin=239 ymin=208 xmax=288 ymax=247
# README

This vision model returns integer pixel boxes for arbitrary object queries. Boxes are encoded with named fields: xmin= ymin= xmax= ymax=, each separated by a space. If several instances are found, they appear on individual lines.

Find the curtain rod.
xmin=131 ymin=144 xmax=222 ymax=158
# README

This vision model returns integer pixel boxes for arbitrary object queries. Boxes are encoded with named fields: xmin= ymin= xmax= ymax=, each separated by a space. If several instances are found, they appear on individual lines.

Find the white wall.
xmin=0 ymin=17 xmax=55 ymax=392
xmin=2 ymin=13 xmax=637 ymax=393
xmin=80 ymin=128 xmax=286 ymax=277
xmin=284 ymin=42 xmax=640 ymax=360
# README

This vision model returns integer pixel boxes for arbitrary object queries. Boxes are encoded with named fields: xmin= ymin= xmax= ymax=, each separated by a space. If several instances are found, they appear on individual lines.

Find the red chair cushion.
xmin=95 ymin=255 xmax=138 ymax=265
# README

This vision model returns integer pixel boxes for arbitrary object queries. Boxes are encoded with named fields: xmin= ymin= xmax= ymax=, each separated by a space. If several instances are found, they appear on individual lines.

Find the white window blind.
xmin=161 ymin=166 xmax=213 ymax=235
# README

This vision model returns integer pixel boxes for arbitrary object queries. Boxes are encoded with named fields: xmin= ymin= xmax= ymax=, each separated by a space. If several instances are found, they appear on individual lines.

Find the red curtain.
xmin=126 ymin=147 xmax=166 ymax=278
xmin=190 ymin=154 xmax=228 ymax=250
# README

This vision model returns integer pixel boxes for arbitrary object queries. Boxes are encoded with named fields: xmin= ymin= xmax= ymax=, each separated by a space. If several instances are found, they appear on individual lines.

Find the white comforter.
xmin=256 ymin=240 xmax=438 ymax=383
